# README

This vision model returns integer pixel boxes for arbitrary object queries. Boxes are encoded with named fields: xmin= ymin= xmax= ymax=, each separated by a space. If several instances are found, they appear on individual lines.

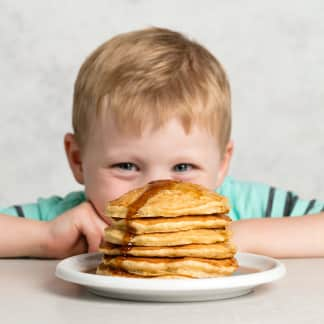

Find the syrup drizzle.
xmin=121 ymin=180 xmax=176 ymax=255
xmin=114 ymin=180 xmax=177 ymax=273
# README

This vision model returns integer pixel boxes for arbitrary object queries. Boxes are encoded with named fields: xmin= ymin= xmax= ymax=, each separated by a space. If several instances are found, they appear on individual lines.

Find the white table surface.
xmin=1 ymin=258 xmax=323 ymax=324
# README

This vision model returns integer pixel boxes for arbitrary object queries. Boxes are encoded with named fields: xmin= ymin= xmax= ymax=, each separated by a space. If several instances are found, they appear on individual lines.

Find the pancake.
xmin=96 ymin=264 xmax=194 ymax=278
xmin=99 ymin=241 xmax=236 ymax=258
xmin=105 ymin=180 xmax=230 ymax=218
xmin=110 ymin=214 xmax=231 ymax=234
xmin=104 ymin=228 xmax=230 ymax=246
xmin=99 ymin=256 xmax=238 ymax=278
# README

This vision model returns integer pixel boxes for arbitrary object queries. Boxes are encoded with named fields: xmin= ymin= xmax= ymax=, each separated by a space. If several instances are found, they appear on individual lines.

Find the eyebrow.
xmin=104 ymin=152 xmax=203 ymax=163
xmin=103 ymin=151 xmax=144 ymax=162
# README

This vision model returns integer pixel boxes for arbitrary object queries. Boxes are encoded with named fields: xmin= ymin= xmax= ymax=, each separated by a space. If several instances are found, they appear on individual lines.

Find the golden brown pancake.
xmin=104 ymin=228 xmax=230 ymax=246
xmin=98 ymin=256 xmax=238 ymax=278
xmin=99 ymin=242 xmax=236 ymax=258
xmin=96 ymin=180 xmax=237 ymax=278
xmin=110 ymin=214 xmax=231 ymax=234
xmin=105 ymin=180 xmax=230 ymax=218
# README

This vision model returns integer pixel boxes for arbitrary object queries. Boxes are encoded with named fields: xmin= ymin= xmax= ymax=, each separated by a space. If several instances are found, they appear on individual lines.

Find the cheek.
xmin=193 ymin=165 xmax=220 ymax=190
xmin=104 ymin=180 xmax=134 ymax=201
xmin=85 ymin=173 xmax=137 ymax=213
xmin=189 ymin=175 xmax=218 ymax=191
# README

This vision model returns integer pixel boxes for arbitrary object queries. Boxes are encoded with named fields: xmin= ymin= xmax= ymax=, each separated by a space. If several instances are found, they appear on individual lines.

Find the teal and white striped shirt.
xmin=1 ymin=177 xmax=323 ymax=221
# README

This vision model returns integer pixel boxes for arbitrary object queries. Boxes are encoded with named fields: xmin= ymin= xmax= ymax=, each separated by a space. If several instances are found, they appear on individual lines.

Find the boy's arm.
xmin=230 ymin=212 xmax=324 ymax=258
xmin=0 ymin=214 xmax=49 ymax=257
xmin=0 ymin=202 xmax=110 ymax=258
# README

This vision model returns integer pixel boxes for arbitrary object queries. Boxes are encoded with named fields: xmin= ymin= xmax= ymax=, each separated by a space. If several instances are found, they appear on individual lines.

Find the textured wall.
xmin=0 ymin=0 xmax=323 ymax=206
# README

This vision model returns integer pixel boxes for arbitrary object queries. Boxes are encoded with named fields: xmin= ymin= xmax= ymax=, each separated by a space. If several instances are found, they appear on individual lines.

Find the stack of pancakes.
xmin=96 ymin=180 xmax=238 ymax=278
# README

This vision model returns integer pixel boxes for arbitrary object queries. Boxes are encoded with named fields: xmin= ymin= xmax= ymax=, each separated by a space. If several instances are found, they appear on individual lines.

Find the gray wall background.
xmin=0 ymin=0 xmax=323 ymax=206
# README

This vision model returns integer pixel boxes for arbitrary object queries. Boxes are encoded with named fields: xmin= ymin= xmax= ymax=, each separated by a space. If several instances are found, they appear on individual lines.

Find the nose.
xmin=142 ymin=169 xmax=172 ymax=185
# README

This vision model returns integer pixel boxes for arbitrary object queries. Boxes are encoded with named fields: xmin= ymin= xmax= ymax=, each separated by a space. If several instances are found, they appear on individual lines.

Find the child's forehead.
xmin=85 ymin=117 xmax=220 ymax=161
xmin=95 ymin=113 xmax=217 ymax=141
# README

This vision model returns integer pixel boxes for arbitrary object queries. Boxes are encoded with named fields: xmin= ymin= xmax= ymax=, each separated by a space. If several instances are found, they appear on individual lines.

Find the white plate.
xmin=55 ymin=252 xmax=286 ymax=302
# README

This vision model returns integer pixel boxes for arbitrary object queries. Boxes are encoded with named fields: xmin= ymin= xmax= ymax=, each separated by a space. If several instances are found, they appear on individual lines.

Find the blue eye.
xmin=173 ymin=163 xmax=193 ymax=172
xmin=113 ymin=162 xmax=138 ymax=171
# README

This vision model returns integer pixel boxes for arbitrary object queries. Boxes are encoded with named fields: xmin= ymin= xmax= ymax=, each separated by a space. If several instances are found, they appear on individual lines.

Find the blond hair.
xmin=73 ymin=27 xmax=231 ymax=156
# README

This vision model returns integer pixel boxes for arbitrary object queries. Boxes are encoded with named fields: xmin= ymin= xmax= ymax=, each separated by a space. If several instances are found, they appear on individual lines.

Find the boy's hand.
xmin=44 ymin=202 xmax=110 ymax=259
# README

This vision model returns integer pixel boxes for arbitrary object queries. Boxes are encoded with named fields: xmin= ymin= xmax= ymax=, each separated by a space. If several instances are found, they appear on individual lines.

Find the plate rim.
xmin=55 ymin=252 xmax=286 ymax=292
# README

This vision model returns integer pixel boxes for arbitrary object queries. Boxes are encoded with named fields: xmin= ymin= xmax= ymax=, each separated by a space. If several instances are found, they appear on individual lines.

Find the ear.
xmin=64 ymin=133 xmax=84 ymax=184
xmin=215 ymin=140 xmax=234 ymax=188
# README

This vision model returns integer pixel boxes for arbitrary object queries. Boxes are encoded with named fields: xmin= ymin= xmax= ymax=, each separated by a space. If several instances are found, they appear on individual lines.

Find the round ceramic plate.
xmin=55 ymin=252 xmax=286 ymax=302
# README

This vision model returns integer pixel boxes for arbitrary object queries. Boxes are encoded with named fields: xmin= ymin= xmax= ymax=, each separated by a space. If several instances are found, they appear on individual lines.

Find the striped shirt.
xmin=217 ymin=177 xmax=324 ymax=220
xmin=0 ymin=176 xmax=323 ymax=221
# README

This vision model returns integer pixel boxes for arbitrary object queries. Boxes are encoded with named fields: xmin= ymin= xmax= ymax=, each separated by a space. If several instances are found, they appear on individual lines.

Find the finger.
xmin=83 ymin=201 xmax=110 ymax=234
xmin=75 ymin=215 xmax=103 ymax=253
xmin=102 ymin=215 xmax=112 ymax=226
xmin=93 ymin=216 xmax=111 ymax=234
xmin=87 ymin=200 xmax=112 ymax=226
xmin=69 ymin=236 xmax=88 ymax=256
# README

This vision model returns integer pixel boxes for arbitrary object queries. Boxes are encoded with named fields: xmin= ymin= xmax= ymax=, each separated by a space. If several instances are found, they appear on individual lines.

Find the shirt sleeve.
xmin=217 ymin=177 xmax=324 ymax=221
xmin=0 ymin=191 xmax=86 ymax=221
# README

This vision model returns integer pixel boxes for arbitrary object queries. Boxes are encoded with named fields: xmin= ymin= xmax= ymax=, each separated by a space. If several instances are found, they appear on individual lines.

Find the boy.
xmin=1 ymin=27 xmax=323 ymax=259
